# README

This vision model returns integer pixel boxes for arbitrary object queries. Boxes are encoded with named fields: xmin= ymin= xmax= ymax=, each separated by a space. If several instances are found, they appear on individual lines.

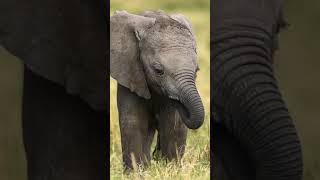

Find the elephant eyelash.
xmin=154 ymin=68 xmax=164 ymax=76
xmin=153 ymin=63 xmax=164 ymax=75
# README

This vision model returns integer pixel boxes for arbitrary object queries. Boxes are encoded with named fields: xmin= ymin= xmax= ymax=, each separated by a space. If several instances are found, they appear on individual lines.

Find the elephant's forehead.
xmin=143 ymin=25 xmax=196 ymax=51
xmin=157 ymin=49 xmax=198 ymax=69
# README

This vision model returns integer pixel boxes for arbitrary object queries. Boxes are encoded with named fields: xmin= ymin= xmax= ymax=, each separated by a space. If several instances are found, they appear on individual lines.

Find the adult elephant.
xmin=0 ymin=0 xmax=108 ymax=180
xmin=211 ymin=0 xmax=303 ymax=179
xmin=111 ymin=11 xmax=204 ymax=170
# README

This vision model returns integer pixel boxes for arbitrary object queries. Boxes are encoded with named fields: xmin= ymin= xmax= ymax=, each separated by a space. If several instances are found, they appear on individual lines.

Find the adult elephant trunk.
xmin=212 ymin=29 xmax=303 ymax=179
xmin=175 ymin=69 xmax=205 ymax=129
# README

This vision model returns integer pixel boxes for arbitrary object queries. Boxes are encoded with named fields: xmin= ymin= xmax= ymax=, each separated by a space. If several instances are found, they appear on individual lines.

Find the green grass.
xmin=110 ymin=0 xmax=210 ymax=179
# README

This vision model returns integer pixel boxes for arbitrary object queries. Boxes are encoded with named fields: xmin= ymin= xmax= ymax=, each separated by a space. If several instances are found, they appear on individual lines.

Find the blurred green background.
xmin=0 ymin=47 xmax=25 ymax=180
xmin=110 ymin=0 xmax=210 ymax=179
xmin=0 ymin=0 xmax=320 ymax=180
xmin=274 ymin=1 xmax=320 ymax=179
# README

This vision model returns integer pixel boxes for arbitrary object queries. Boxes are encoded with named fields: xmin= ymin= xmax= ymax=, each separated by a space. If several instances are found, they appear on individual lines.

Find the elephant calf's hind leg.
xmin=156 ymin=107 xmax=188 ymax=161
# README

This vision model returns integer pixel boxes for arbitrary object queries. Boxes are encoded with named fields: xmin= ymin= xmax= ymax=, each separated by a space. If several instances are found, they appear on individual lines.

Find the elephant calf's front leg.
xmin=156 ymin=103 xmax=188 ymax=160
xmin=117 ymin=85 xmax=155 ymax=171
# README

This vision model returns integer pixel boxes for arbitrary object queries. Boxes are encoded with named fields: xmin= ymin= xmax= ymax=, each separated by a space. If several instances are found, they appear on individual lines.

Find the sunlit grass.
xmin=110 ymin=1 xmax=210 ymax=179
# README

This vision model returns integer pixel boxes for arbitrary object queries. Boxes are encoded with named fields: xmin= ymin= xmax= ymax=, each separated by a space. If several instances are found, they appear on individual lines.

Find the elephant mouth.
xmin=167 ymin=87 xmax=204 ymax=129
xmin=169 ymin=97 xmax=190 ymax=121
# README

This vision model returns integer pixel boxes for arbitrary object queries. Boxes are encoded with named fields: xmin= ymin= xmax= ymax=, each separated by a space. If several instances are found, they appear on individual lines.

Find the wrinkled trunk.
xmin=174 ymin=69 xmax=205 ymax=129
xmin=212 ymin=29 xmax=303 ymax=180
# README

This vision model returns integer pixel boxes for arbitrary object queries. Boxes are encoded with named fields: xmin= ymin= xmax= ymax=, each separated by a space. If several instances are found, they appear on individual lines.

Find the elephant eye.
xmin=153 ymin=62 xmax=164 ymax=76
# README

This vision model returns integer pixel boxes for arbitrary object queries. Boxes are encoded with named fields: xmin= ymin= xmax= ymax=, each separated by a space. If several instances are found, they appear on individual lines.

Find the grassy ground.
xmin=110 ymin=0 xmax=210 ymax=179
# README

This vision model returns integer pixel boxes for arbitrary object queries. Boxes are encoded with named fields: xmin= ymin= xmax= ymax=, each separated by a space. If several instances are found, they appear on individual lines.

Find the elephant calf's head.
xmin=110 ymin=10 xmax=204 ymax=129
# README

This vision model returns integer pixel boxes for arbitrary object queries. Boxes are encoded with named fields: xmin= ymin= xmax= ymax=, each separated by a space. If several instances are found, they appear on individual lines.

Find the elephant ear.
xmin=110 ymin=11 xmax=155 ymax=99
xmin=170 ymin=14 xmax=195 ymax=36
xmin=1 ymin=0 xmax=108 ymax=110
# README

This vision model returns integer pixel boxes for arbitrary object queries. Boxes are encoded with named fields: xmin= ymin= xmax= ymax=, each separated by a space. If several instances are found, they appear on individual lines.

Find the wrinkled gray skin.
xmin=1 ymin=0 xmax=108 ymax=110
xmin=1 ymin=0 xmax=108 ymax=179
xmin=212 ymin=0 xmax=303 ymax=179
xmin=110 ymin=10 xmax=205 ymax=170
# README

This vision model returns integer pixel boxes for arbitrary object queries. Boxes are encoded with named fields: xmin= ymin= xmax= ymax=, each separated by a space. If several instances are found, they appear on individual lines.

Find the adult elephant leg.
xmin=117 ymin=85 xmax=155 ymax=171
xmin=212 ymin=29 xmax=303 ymax=179
xmin=212 ymin=123 xmax=255 ymax=180
xmin=22 ymin=66 xmax=106 ymax=180
xmin=154 ymin=98 xmax=188 ymax=160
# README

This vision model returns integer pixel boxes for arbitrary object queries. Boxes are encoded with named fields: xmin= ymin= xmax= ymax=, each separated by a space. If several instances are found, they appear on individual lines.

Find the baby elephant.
xmin=110 ymin=10 xmax=205 ymax=170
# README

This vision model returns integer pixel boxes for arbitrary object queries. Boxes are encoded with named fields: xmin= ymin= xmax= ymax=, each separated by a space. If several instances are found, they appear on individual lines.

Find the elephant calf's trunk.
xmin=176 ymin=71 xmax=205 ymax=129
